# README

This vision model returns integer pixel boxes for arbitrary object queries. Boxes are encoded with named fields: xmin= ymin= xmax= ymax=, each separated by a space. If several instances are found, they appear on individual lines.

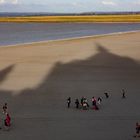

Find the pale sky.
xmin=0 ymin=0 xmax=140 ymax=13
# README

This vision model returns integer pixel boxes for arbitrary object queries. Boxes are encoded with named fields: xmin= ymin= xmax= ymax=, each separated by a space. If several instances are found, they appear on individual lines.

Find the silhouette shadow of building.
xmin=0 ymin=44 xmax=140 ymax=112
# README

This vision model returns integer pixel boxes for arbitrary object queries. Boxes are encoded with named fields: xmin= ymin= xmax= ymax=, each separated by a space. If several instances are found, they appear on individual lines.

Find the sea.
xmin=0 ymin=22 xmax=140 ymax=46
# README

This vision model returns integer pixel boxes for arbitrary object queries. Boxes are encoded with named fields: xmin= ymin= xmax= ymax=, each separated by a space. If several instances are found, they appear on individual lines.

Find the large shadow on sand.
xmin=0 ymin=44 xmax=140 ymax=113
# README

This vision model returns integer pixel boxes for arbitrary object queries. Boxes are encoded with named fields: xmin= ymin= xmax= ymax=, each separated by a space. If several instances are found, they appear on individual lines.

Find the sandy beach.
xmin=0 ymin=32 xmax=140 ymax=139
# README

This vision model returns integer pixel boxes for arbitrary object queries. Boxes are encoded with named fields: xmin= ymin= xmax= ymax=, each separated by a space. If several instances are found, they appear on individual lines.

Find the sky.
xmin=0 ymin=0 xmax=140 ymax=13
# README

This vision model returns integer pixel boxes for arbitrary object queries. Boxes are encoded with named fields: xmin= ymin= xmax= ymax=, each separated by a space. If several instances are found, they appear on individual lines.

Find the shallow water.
xmin=0 ymin=23 xmax=140 ymax=46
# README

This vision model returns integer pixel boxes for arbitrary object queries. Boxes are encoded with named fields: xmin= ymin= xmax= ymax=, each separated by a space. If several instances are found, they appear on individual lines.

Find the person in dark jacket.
xmin=75 ymin=99 xmax=79 ymax=109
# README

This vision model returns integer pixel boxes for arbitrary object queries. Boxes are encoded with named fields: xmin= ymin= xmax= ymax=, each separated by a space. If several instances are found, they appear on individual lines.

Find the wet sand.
xmin=0 ymin=32 xmax=140 ymax=139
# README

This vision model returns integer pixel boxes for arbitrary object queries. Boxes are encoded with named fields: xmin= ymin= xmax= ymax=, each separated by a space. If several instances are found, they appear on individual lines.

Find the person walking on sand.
xmin=92 ymin=97 xmax=96 ymax=106
xmin=67 ymin=97 xmax=71 ymax=108
xmin=122 ymin=89 xmax=126 ymax=98
xmin=2 ymin=103 xmax=8 ymax=114
xmin=4 ymin=113 xmax=11 ymax=131
xmin=83 ymin=102 xmax=88 ymax=110
xmin=75 ymin=99 xmax=79 ymax=109
xmin=92 ymin=97 xmax=99 ymax=110
xmin=84 ymin=97 xmax=89 ymax=107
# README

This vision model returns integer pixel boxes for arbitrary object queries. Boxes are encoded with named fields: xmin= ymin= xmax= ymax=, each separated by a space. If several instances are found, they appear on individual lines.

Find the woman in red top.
xmin=4 ymin=113 xmax=11 ymax=127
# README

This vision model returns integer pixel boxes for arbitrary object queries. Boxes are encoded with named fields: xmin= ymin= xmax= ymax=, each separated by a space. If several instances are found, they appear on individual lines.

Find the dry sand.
xmin=0 ymin=32 xmax=140 ymax=139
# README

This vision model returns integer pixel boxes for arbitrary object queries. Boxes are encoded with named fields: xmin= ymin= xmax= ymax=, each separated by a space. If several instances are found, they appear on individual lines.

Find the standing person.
xmin=2 ymin=103 xmax=8 ymax=114
xmin=91 ymin=97 xmax=99 ymax=110
xmin=104 ymin=92 xmax=109 ymax=98
xmin=75 ymin=99 xmax=79 ymax=109
xmin=92 ymin=97 xmax=96 ymax=106
xmin=67 ymin=97 xmax=71 ymax=108
xmin=134 ymin=122 xmax=140 ymax=137
xmin=97 ymin=97 xmax=102 ymax=105
xmin=122 ymin=89 xmax=126 ymax=98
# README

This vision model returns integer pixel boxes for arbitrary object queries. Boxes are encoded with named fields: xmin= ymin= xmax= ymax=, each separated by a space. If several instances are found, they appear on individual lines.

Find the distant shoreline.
xmin=0 ymin=15 xmax=140 ymax=23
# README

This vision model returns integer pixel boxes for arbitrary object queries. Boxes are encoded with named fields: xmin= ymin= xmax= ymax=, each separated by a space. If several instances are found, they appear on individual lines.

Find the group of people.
xmin=67 ymin=90 xmax=126 ymax=110
xmin=67 ymin=90 xmax=140 ymax=137
xmin=67 ymin=96 xmax=102 ymax=110
xmin=0 ymin=103 xmax=11 ymax=130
